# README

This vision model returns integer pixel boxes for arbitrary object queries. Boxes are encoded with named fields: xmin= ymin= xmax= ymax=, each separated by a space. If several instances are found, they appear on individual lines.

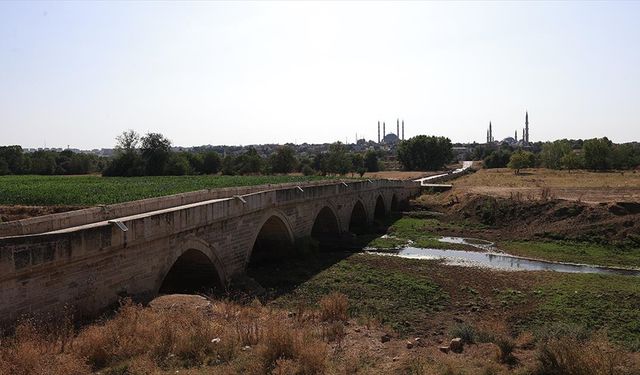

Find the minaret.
xmin=402 ymin=120 xmax=405 ymax=140
xmin=525 ymin=111 xmax=529 ymax=143
xmin=377 ymin=121 xmax=380 ymax=143
xmin=489 ymin=121 xmax=493 ymax=142
xmin=486 ymin=130 xmax=489 ymax=143
xmin=396 ymin=118 xmax=400 ymax=137
xmin=515 ymin=130 xmax=518 ymax=142
xmin=383 ymin=122 xmax=386 ymax=140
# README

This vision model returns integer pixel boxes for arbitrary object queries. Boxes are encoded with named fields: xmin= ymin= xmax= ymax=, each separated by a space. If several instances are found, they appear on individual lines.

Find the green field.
xmin=0 ymin=175 xmax=330 ymax=206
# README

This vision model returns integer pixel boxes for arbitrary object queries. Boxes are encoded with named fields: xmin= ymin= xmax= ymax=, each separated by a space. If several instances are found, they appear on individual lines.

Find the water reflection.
xmin=370 ymin=246 xmax=640 ymax=276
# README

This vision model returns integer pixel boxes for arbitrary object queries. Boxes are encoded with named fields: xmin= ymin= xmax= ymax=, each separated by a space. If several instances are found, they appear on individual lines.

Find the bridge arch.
xmin=158 ymin=237 xmax=227 ymax=294
xmin=349 ymin=200 xmax=369 ymax=234
xmin=311 ymin=205 xmax=341 ymax=249
xmin=311 ymin=206 xmax=341 ymax=237
xmin=247 ymin=210 xmax=295 ymax=266
xmin=374 ymin=195 xmax=386 ymax=220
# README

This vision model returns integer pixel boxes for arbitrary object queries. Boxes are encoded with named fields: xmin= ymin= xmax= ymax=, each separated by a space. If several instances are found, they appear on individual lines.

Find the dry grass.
xmin=0 ymin=320 xmax=90 ymax=375
xmin=452 ymin=168 xmax=640 ymax=203
xmin=535 ymin=334 xmax=632 ymax=375
xmin=1 ymin=294 xmax=638 ymax=375
xmin=0 ymin=297 xmax=332 ymax=375
xmin=318 ymin=292 xmax=349 ymax=323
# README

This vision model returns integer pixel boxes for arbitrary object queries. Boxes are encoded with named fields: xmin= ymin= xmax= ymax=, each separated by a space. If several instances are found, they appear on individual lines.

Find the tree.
xmin=0 ymin=159 xmax=9 ymax=175
xmin=313 ymin=153 xmax=329 ymax=175
xmin=140 ymin=133 xmax=172 ymax=175
xmin=326 ymin=142 xmax=352 ymax=175
xmin=29 ymin=151 xmax=57 ymax=175
xmin=103 ymin=152 xmax=144 ymax=176
xmin=540 ymin=140 xmax=571 ymax=170
xmin=235 ymin=147 xmax=263 ymax=175
xmin=583 ymin=138 xmax=613 ymax=170
xmin=397 ymin=135 xmax=453 ymax=171
xmin=483 ymin=149 xmax=512 ymax=169
xmin=560 ymin=151 xmax=584 ymax=172
xmin=221 ymin=155 xmax=237 ymax=175
xmin=269 ymin=146 xmax=297 ymax=174
xmin=508 ymin=150 xmax=535 ymax=174
xmin=202 ymin=151 xmax=222 ymax=174
xmin=115 ymin=130 xmax=140 ymax=153
xmin=302 ymin=164 xmax=315 ymax=176
xmin=164 ymin=153 xmax=191 ymax=175
xmin=364 ymin=150 xmax=380 ymax=172
xmin=0 ymin=146 xmax=27 ymax=174
xmin=611 ymin=143 xmax=640 ymax=170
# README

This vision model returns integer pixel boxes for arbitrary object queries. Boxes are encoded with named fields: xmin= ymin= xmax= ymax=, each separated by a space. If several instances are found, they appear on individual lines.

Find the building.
xmin=485 ymin=111 xmax=531 ymax=146
xmin=377 ymin=118 xmax=405 ymax=146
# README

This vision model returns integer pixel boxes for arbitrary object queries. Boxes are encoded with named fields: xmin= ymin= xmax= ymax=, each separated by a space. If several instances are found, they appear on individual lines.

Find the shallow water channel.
xmin=369 ymin=237 xmax=640 ymax=276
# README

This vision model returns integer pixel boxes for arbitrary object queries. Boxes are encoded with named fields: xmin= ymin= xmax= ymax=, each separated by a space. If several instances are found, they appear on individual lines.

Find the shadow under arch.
xmin=248 ymin=211 xmax=295 ymax=266
xmin=349 ymin=200 xmax=369 ymax=234
xmin=158 ymin=239 xmax=227 ymax=295
xmin=311 ymin=206 xmax=342 ymax=250
xmin=374 ymin=195 xmax=386 ymax=220
xmin=391 ymin=194 xmax=399 ymax=212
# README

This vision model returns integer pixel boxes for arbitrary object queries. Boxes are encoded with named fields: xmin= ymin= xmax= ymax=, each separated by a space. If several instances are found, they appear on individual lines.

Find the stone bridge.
xmin=0 ymin=179 xmax=419 ymax=324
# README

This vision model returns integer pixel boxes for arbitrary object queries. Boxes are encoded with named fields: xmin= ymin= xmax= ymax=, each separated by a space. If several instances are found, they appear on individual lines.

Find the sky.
xmin=1 ymin=1 xmax=639 ymax=149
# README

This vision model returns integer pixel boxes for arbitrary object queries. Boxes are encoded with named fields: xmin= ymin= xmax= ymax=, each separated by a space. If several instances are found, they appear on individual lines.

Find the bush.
xmin=302 ymin=165 xmax=315 ymax=176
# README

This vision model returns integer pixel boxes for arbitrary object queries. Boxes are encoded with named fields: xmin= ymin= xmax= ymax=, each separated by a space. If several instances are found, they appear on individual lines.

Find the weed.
xmin=450 ymin=323 xmax=476 ymax=344
xmin=535 ymin=335 xmax=629 ymax=375
xmin=318 ymin=292 xmax=348 ymax=322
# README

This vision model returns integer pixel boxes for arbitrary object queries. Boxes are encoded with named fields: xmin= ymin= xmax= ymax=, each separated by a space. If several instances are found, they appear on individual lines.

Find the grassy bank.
xmin=0 ymin=175 xmax=329 ymax=206
xmin=499 ymin=240 xmax=640 ymax=269
xmin=527 ymin=273 xmax=640 ymax=351
xmin=364 ymin=216 xmax=484 ymax=250
xmin=250 ymin=253 xmax=448 ymax=335
xmin=251 ymin=252 xmax=640 ymax=350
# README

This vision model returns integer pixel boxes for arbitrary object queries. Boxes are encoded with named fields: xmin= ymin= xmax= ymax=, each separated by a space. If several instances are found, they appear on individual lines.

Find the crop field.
xmin=0 ymin=175 xmax=330 ymax=206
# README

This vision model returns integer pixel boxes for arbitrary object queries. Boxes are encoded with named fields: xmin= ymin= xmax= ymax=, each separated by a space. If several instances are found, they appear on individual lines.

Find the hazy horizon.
xmin=2 ymin=1 xmax=639 ymax=149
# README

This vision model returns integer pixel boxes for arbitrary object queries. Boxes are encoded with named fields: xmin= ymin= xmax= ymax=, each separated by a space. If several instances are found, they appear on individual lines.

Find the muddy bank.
xmin=415 ymin=193 xmax=640 ymax=247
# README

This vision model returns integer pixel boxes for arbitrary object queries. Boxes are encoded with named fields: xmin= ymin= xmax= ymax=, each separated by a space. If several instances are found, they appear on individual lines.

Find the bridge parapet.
xmin=0 ymin=179 xmax=406 ymax=238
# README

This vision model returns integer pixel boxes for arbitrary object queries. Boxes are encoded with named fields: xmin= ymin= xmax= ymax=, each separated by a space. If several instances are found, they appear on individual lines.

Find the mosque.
xmin=377 ymin=118 xmax=405 ymax=145
xmin=486 ymin=112 xmax=531 ymax=146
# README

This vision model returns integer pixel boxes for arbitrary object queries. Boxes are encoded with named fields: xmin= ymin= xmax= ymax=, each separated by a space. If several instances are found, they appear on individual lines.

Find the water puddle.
xmin=438 ymin=236 xmax=495 ymax=250
xmin=368 ymin=236 xmax=640 ymax=276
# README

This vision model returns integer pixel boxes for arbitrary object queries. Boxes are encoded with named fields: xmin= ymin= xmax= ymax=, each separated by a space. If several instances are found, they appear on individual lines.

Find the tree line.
xmin=0 ymin=146 xmax=105 ymax=175
xmin=102 ymin=131 xmax=382 ymax=177
xmin=474 ymin=137 xmax=640 ymax=174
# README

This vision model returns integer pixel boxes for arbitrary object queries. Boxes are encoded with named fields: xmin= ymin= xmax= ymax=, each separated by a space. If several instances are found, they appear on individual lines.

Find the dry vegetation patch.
xmin=452 ymin=168 xmax=640 ymax=203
